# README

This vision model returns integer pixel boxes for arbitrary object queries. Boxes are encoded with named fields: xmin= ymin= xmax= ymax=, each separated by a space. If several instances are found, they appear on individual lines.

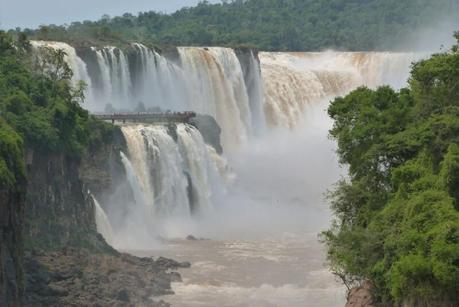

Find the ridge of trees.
xmin=10 ymin=0 xmax=458 ymax=51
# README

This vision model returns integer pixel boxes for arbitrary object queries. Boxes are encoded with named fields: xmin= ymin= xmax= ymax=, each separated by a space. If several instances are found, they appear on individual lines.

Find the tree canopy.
xmin=322 ymin=32 xmax=459 ymax=305
xmin=13 ymin=0 xmax=458 ymax=51
xmin=0 ymin=30 xmax=114 ymax=190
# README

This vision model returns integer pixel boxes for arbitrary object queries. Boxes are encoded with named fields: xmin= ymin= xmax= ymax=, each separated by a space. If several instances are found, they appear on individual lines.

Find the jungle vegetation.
xmin=0 ymin=31 xmax=113 ymax=189
xmin=10 ymin=0 xmax=458 ymax=51
xmin=322 ymin=32 xmax=459 ymax=305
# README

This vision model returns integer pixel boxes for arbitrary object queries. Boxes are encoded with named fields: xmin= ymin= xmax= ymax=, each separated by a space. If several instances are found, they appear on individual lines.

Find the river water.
xmin=130 ymin=102 xmax=346 ymax=307
xmin=136 ymin=233 xmax=345 ymax=307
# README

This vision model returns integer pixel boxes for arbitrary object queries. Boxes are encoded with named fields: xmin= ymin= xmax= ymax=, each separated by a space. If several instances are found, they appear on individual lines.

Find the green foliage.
xmin=12 ymin=0 xmax=457 ymax=51
xmin=0 ymin=119 xmax=24 ymax=189
xmin=0 ymin=31 xmax=114 ymax=160
xmin=323 ymin=35 xmax=459 ymax=304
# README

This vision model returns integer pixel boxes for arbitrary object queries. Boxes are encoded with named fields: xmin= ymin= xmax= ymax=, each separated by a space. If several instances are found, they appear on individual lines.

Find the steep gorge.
xmin=2 ymin=39 xmax=426 ymax=306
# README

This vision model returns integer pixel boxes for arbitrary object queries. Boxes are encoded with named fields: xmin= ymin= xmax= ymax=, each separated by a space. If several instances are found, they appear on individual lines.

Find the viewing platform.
xmin=93 ymin=111 xmax=196 ymax=124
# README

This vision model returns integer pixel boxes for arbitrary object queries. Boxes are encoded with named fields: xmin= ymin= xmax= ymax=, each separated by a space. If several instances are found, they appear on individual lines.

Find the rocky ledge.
xmin=345 ymin=282 xmax=374 ymax=307
xmin=24 ymin=248 xmax=190 ymax=307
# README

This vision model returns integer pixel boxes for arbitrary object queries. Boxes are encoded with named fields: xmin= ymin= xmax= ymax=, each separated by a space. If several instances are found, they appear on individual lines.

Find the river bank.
xmin=24 ymin=248 xmax=190 ymax=306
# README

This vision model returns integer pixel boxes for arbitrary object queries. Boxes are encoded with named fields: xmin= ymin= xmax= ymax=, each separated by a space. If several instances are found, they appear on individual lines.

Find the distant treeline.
xmin=10 ymin=0 xmax=458 ymax=51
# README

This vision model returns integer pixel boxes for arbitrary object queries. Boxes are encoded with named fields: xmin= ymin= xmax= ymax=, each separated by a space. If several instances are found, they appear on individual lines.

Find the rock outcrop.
xmin=345 ymin=282 xmax=374 ymax=307
xmin=23 ymin=149 xmax=110 ymax=253
xmin=344 ymin=282 xmax=457 ymax=307
xmin=21 ymin=131 xmax=187 ymax=306
xmin=79 ymin=127 xmax=130 ymax=207
xmin=0 ymin=186 xmax=25 ymax=306
xmin=24 ymin=249 xmax=189 ymax=307
xmin=189 ymin=114 xmax=223 ymax=154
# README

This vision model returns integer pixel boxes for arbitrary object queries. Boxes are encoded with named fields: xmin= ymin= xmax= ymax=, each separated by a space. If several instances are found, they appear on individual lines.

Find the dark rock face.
xmin=155 ymin=257 xmax=191 ymax=270
xmin=0 ymin=186 xmax=25 ymax=307
xmin=161 ymin=46 xmax=181 ymax=65
xmin=189 ymin=114 xmax=223 ymax=154
xmin=23 ymin=150 xmax=110 ymax=252
xmin=79 ymin=128 xmax=130 ymax=208
xmin=235 ymin=47 xmax=259 ymax=81
xmin=24 ymin=249 xmax=177 ymax=307
xmin=20 ymin=130 xmax=186 ymax=306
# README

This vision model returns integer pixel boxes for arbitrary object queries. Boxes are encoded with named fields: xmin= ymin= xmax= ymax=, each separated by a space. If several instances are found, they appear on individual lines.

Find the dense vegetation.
xmin=13 ymin=0 xmax=457 ymax=51
xmin=322 ymin=33 xmax=459 ymax=305
xmin=0 ymin=31 xmax=113 ymax=187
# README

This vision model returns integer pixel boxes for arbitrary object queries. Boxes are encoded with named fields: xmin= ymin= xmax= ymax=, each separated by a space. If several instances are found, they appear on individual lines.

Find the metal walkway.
xmin=93 ymin=111 xmax=196 ymax=124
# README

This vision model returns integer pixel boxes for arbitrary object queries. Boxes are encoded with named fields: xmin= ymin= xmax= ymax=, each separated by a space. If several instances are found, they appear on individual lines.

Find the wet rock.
xmin=24 ymin=249 xmax=180 ymax=307
xmin=168 ymin=271 xmax=182 ymax=282
xmin=116 ymin=289 xmax=130 ymax=302
xmin=189 ymin=114 xmax=223 ymax=154
xmin=186 ymin=235 xmax=198 ymax=240
xmin=345 ymin=281 xmax=374 ymax=307
xmin=186 ymin=235 xmax=208 ymax=241
xmin=156 ymin=257 xmax=191 ymax=269
xmin=47 ymin=285 xmax=69 ymax=297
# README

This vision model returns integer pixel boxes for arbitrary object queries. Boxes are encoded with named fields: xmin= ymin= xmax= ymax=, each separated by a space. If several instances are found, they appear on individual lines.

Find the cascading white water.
xmin=207 ymin=48 xmax=252 ymax=134
xmin=178 ymin=47 xmax=250 ymax=150
xmin=92 ymin=195 xmax=115 ymax=245
xmin=177 ymin=124 xmax=226 ymax=213
xmin=245 ymin=51 xmax=267 ymax=136
xmin=92 ymin=46 xmax=132 ymax=110
xmin=132 ymin=43 xmax=190 ymax=111
xmin=31 ymin=39 xmax=431 ymax=306
xmin=149 ymin=51 xmax=422 ymax=307
xmin=111 ymin=124 xmax=228 ymax=249
xmin=113 ymin=123 xmax=226 ymax=248
xmin=122 ymin=124 xmax=190 ymax=216
xmin=120 ymin=151 xmax=150 ymax=210
xmin=260 ymin=51 xmax=423 ymax=128
xmin=30 ymin=40 xmax=422 ymax=143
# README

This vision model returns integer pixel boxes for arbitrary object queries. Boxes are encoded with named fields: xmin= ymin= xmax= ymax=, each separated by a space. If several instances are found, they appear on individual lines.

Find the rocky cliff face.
xmin=189 ymin=114 xmax=223 ymax=154
xmin=79 ymin=128 xmax=129 ymax=206
xmin=21 ymin=127 xmax=187 ymax=306
xmin=345 ymin=282 xmax=374 ymax=307
xmin=23 ymin=149 xmax=110 ymax=252
xmin=0 ymin=124 xmax=26 ymax=307
xmin=0 ymin=185 xmax=25 ymax=307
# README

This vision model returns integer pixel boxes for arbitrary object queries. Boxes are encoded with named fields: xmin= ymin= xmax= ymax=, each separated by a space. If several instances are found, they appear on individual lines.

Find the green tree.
xmin=322 ymin=34 xmax=459 ymax=305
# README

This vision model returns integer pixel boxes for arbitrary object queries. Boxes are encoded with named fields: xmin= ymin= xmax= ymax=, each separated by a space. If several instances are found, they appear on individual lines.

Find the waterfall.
xmin=132 ymin=43 xmax=189 ymax=112
xmin=30 ymin=41 xmax=96 ymax=108
xmin=30 ymin=40 xmax=422 ymax=143
xmin=120 ymin=151 xmax=150 ymax=210
xmin=245 ymin=51 xmax=266 ymax=136
xmin=92 ymin=47 xmax=132 ymax=110
xmin=177 ymin=124 xmax=219 ymax=213
xmin=207 ymin=48 xmax=252 ymax=135
xmin=120 ymin=123 xmax=224 ymax=218
xmin=178 ymin=47 xmax=250 ymax=150
xmin=259 ymin=51 xmax=423 ymax=128
xmin=92 ymin=195 xmax=115 ymax=245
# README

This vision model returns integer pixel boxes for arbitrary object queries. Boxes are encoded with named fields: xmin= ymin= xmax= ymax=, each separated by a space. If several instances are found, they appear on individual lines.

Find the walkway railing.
xmin=93 ymin=111 xmax=196 ymax=124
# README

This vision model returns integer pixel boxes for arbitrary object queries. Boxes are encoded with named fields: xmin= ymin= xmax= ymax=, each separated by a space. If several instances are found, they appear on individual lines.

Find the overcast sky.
xmin=0 ymin=0 xmax=220 ymax=30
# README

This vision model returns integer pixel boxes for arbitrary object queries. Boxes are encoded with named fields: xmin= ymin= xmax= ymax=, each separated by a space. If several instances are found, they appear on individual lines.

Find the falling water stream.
xmin=30 ymin=41 xmax=422 ymax=306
